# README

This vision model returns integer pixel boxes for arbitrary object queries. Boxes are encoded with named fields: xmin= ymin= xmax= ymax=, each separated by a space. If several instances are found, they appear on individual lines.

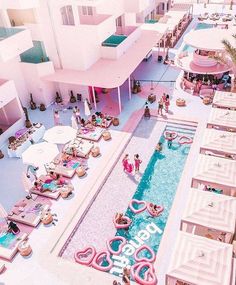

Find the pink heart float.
xmin=113 ymin=215 xmax=132 ymax=229
xmin=91 ymin=250 xmax=113 ymax=272
xmin=74 ymin=246 xmax=96 ymax=266
xmin=131 ymin=262 xmax=157 ymax=285
xmin=178 ymin=135 xmax=193 ymax=145
xmin=129 ymin=199 xmax=147 ymax=214
xmin=106 ymin=236 xmax=127 ymax=255
xmin=134 ymin=245 xmax=156 ymax=263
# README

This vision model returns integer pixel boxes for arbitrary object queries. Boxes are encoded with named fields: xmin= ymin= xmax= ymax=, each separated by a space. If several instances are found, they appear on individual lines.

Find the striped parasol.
xmin=201 ymin=129 xmax=236 ymax=155
xmin=213 ymin=91 xmax=236 ymax=109
xmin=0 ymin=202 xmax=7 ymax=221
xmin=166 ymin=232 xmax=233 ymax=285
xmin=182 ymin=188 xmax=236 ymax=233
xmin=192 ymin=154 xmax=236 ymax=189
xmin=208 ymin=108 xmax=236 ymax=130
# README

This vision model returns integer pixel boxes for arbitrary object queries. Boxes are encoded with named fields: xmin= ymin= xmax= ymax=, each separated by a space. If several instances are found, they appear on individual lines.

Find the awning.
xmin=166 ymin=231 xmax=233 ymax=285
xmin=192 ymin=154 xmax=236 ymax=190
xmin=182 ymin=188 xmax=236 ymax=233
xmin=213 ymin=91 xmax=236 ymax=109
xmin=200 ymin=128 xmax=236 ymax=156
xmin=207 ymin=108 xmax=236 ymax=130
xmin=43 ymin=30 xmax=161 ymax=88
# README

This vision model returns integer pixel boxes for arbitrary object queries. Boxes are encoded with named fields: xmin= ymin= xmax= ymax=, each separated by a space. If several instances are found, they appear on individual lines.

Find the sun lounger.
xmin=64 ymin=139 xmax=94 ymax=158
xmin=45 ymin=155 xmax=88 ymax=178
xmin=0 ymin=218 xmax=28 ymax=260
xmin=31 ymin=177 xmax=61 ymax=200
xmin=77 ymin=127 xmax=104 ymax=142
xmin=7 ymin=198 xmax=50 ymax=227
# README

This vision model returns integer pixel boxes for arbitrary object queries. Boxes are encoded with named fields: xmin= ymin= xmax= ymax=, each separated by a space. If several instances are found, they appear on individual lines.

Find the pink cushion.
xmin=11 ymin=207 xmax=22 ymax=215
xmin=15 ymin=199 xmax=27 ymax=208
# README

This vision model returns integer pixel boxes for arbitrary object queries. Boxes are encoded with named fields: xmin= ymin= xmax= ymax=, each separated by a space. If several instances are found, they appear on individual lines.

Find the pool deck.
xmin=1 ymin=3 xmax=235 ymax=284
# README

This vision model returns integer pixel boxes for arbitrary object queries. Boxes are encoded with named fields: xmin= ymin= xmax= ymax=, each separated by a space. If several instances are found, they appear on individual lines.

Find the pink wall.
xmin=20 ymin=61 xmax=56 ymax=106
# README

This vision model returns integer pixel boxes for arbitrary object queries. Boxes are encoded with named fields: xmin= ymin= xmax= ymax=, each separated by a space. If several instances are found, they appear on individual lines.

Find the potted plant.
xmin=39 ymin=104 xmax=46 ymax=111
xmin=22 ymin=107 xmax=32 ymax=128
xmin=29 ymin=94 xmax=37 ymax=110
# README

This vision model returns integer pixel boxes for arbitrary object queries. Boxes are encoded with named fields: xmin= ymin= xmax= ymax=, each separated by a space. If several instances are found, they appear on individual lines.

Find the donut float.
xmin=91 ymin=250 xmax=113 ymax=272
xmin=74 ymin=246 xmax=96 ymax=266
xmin=178 ymin=135 xmax=193 ymax=145
xmin=164 ymin=131 xmax=178 ymax=140
xmin=129 ymin=199 xmax=147 ymax=214
xmin=113 ymin=215 xmax=132 ymax=229
xmin=106 ymin=236 xmax=126 ymax=255
xmin=131 ymin=262 xmax=157 ymax=285
xmin=147 ymin=203 xmax=164 ymax=217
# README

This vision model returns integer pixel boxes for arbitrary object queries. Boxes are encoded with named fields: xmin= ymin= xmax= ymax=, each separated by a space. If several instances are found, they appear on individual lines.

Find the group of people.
xmin=122 ymin=154 xmax=142 ymax=174
xmin=33 ymin=171 xmax=67 ymax=193
xmin=158 ymin=93 xmax=170 ymax=116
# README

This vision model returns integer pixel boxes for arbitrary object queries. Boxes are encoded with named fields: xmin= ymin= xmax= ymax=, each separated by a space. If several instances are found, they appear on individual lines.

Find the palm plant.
xmin=222 ymin=34 xmax=236 ymax=91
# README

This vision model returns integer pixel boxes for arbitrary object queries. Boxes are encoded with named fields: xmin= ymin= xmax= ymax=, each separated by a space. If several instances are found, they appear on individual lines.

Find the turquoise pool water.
xmin=0 ymin=232 xmax=17 ymax=248
xmin=182 ymin=23 xmax=213 ymax=53
xmin=20 ymin=41 xmax=49 ymax=64
xmin=112 ymin=123 xmax=196 ymax=269
xmin=102 ymin=35 xmax=127 ymax=47
xmin=0 ymin=27 xmax=23 ymax=39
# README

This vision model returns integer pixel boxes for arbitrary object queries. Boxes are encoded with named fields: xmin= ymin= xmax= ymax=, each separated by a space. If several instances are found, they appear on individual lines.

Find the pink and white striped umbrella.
xmin=166 ymin=232 xmax=233 ymax=285
xmin=182 ymin=188 xmax=236 ymax=234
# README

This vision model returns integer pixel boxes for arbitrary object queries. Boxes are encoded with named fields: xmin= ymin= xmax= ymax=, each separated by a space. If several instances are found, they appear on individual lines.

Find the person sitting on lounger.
xmin=33 ymin=181 xmax=43 ymax=192
xmin=8 ymin=221 xmax=20 ymax=235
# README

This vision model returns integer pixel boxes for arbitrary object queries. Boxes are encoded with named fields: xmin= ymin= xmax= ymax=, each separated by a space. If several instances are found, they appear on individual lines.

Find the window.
xmin=116 ymin=16 xmax=122 ymax=27
xmin=60 ymin=5 xmax=75 ymax=25
xmin=81 ymin=6 xmax=93 ymax=16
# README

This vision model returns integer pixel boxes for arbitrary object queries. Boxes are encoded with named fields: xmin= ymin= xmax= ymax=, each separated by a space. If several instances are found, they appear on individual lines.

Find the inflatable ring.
xmin=74 ymin=246 xmax=96 ymax=266
xmin=164 ymin=131 xmax=178 ymax=141
xmin=91 ymin=250 xmax=113 ymax=272
xmin=147 ymin=203 xmax=164 ymax=217
xmin=131 ymin=262 xmax=157 ymax=285
xmin=178 ymin=135 xmax=193 ymax=145
xmin=106 ymin=236 xmax=126 ymax=255
xmin=129 ymin=199 xmax=147 ymax=214
xmin=134 ymin=245 xmax=156 ymax=263
xmin=113 ymin=215 xmax=132 ymax=229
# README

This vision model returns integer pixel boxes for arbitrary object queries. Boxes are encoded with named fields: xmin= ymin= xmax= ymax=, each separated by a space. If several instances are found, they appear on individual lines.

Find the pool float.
xmin=147 ymin=203 xmax=164 ymax=217
xmin=91 ymin=250 xmax=113 ymax=272
xmin=134 ymin=245 xmax=156 ymax=263
xmin=131 ymin=262 xmax=157 ymax=285
xmin=74 ymin=246 xmax=96 ymax=266
xmin=106 ymin=236 xmax=126 ymax=255
xmin=125 ymin=163 xmax=134 ymax=174
xmin=113 ymin=215 xmax=132 ymax=229
xmin=178 ymin=136 xmax=193 ymax=145
xmin=164 ymin=131 xmax=178 ymax=141
xmin=129 ymin=199 xmax=147 ymax=214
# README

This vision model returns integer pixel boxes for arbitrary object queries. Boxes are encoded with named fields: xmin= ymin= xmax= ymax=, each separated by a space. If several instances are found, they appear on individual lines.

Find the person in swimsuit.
xmin=134 ymin=154 xmax=142 ymax=173
xmin=158 ymin=98 xmax=164 ymax=116
xmin=122 ymin=267 xmax=130 ymax=285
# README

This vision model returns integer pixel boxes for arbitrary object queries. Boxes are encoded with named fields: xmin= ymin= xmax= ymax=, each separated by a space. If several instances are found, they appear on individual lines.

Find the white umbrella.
xmin=43 ymin=126 xmax=77 ymax=144
xmin=22 ymin=142 xmax=59 ymax=166
xmin=84 ymin=99 xmax=91 ymax=117
xmin=0 ymin=203 xmax=7 ymax=220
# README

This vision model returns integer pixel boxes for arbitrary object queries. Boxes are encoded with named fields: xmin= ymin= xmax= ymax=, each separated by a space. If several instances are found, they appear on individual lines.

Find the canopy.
xmin=43 ymin=126 xmax=77 ymax=145
xmin=213 ymin=91 xmax=236 ymax=109
xmin=192 ymin=154 xmax=236 ymax=191
xmin=207 ymin=108 xmax=236 ymax=130
xmin=184 ymin=28 xmax=235 ymax=51
xmin=200 ymin=128 xmax=236 ymax=156
xmin=22 ymin=142 xmax=59 ymax=166
xmin=166 ymin=231 xmax=233 ymax=285
xmin=182 ymin=188 xmax=236 ymax=234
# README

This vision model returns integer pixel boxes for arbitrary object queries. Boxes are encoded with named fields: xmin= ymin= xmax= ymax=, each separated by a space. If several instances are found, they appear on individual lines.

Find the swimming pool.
xmin=182 ymin=23 xmax=213 ymax=53
xmin=0 ymin=232 xmax=17 ymax=249
xmin=60 ymin=121 xmax=196 ymax=280
xmin=111 ymin=123 xmax=196 ymax=273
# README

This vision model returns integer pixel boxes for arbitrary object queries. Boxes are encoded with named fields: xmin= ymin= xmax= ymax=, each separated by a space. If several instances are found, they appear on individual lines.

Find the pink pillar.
xmin=117 ymin=86 xmax=121 ymax=113
xmin=128 ymin=77 xmax=131 ymax=100
xmin=92 ymin=86 xmax=97 ymax=110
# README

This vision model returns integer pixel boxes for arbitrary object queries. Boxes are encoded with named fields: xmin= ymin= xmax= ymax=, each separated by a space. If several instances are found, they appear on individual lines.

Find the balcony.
xmin=0 ymin=0 xmax=39 ymax=9
xmin=101 ymin=26 xmax=141 ymax=60
xmin=0 ymin=27 xmax=33 ymax=62
xmin=20 ymin=41 xmax=49 ymax=64
xmin=193 ymin=50 xmax=217 ymax=67
xmin=80 ymin=14 xmax=111 ymax=25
